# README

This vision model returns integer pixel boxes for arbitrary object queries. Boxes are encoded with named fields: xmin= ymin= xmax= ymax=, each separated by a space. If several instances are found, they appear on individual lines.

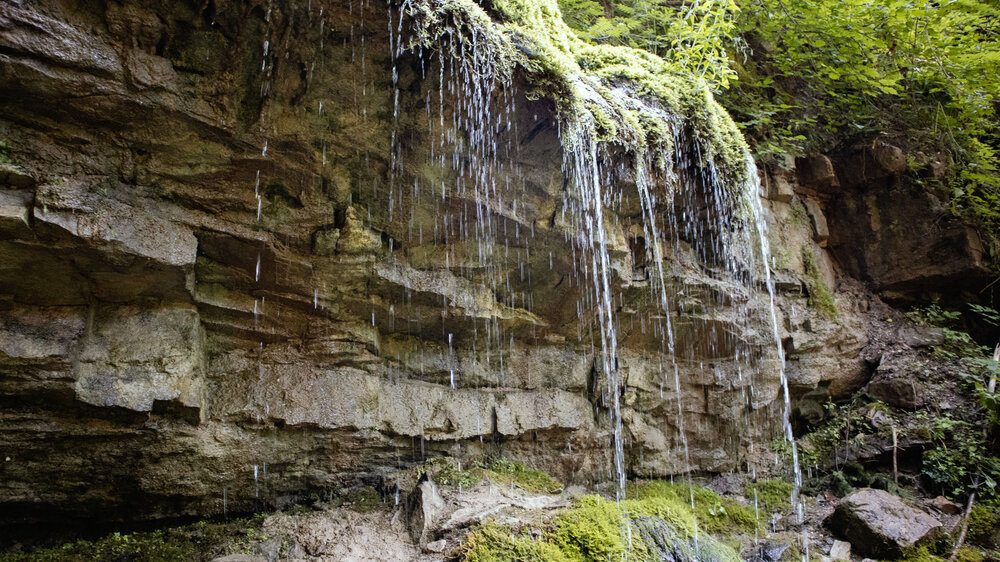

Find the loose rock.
xmin=825 ymin=488 xmax=942 ymax=558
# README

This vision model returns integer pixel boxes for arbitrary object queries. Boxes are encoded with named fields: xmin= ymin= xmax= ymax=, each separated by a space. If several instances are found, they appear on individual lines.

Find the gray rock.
xmin=829 ymin=539 xmax=851 ymax=560
xmin=423 ymin=539 xmax=448 ymax=553
xmin=0 ymin=0 xmax=884 ymax=538
xmin=898 ymin=325 xmax=945 ymax=348
xmin=825 ymin=488 xmax=942 ymax=558
xmin=405 ymin=475 xmax=445 ymax=546
xmin=757 ymin=540 xmax=790 ymax=562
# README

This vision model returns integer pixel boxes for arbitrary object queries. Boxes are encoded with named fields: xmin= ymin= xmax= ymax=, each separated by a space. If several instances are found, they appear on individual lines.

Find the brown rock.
xmin=929 ymin=496 xmax=961 ymax=515
xmin=872 ymin=142 xmax=907 ymax=175
xmin=796 ymin=154 xmax=839 ymax=191
xmin=803 ymin=197 xmax=830 ymax=246
xmin=867 ymin=376 xmax=919 ymax=409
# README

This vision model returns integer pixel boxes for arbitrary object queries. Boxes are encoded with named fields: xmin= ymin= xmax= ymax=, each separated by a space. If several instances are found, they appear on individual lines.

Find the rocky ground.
xmin=2 ymin=456 xmax=997 ymax=561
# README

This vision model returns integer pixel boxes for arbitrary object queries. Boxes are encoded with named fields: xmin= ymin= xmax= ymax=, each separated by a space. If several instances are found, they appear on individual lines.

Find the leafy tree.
xmin=557 ymin=0 xmax=1000 ymax=253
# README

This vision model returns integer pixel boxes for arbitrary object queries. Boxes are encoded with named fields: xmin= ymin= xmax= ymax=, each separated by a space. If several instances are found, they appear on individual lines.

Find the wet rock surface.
xmin=0 ymin=0 xmax=980 ymax=541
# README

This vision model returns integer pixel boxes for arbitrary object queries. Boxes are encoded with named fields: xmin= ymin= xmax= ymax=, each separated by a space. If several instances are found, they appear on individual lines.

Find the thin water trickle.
xmin=238 ymin=1 xmax=810 ymax=539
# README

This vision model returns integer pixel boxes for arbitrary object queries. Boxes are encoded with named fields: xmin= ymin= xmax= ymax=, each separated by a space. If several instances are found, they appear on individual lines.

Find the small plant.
xmin=485 ymin=457 xmax=564 ymax=494
xmin=423 ymin=456 xmax=564 ymax=494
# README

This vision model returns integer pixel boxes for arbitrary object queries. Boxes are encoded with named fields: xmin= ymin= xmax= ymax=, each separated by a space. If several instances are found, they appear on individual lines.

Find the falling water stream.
xmin=387 ymin=0 xmax=803 ymax=501
xmin=244 ymin=0 xmax=803 ymax=551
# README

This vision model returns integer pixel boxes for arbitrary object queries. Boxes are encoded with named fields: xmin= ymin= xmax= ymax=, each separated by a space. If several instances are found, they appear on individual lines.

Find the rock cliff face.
xmin=0 ymin=0 xmax=965 ymax=541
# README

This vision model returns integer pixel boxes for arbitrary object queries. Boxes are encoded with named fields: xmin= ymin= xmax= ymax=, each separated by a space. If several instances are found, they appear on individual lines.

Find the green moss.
xmin=550 ymin=495 xmax=649 ymax=561
xmin=953 ymin=547 xmax=986 ymax=562
xmin=801 ymin=248 xmax=837 ymax=317
xmin=0 ymin=515 xmax=269 ymax=562
xmin=406 ymin=0 xmax=751 ymax=184
xmin=462 ymin=522 xmax=573 ymax=562
xmin=968 ymin=504 xmax=999 ymax=547
xmin=788 ymin=200 xmax=810 ymax=226
xmin=0 ymin=140 xmax=12 ymax=164
xmin=771 ymin=245 xmax=792 ymax=270
xmin=897 ymin=545 xmax=944 ymax=562
xmin=458 ymin=482 xmax=748 ymax=562
xmin=422 ymin=457 xmax=563 ymax=494
xmin=745 ymin=479 xmax=794 ymax=514
xmin=627 ymin=480 xmax=759 ymax=535
xmin=485 ymin=458 xmax=564 ymax=494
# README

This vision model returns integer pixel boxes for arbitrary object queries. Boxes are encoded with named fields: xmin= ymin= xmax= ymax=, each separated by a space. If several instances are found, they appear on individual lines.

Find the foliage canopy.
xmin=557 ymin=0 xmax=1000 ymax=242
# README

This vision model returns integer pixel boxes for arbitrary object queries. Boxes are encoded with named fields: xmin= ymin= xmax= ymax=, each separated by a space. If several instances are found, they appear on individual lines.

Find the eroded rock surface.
xmin=0 ymin=0 xmax=960 ymax=540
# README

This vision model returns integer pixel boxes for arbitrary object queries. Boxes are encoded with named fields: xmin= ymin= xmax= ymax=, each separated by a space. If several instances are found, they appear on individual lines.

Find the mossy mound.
xmin=458 ymin=480 xmax=754 ymax=562
xmin=461 ymin=522 xmax=576 ymax=562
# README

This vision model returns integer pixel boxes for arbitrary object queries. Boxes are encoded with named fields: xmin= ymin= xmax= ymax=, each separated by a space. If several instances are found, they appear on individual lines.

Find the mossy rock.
xmin=457 ymin=480 xmax=755 ymax=562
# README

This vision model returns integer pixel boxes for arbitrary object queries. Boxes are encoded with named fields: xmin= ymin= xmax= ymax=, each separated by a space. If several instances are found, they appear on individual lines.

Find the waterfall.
xmin=393 ymin=0 xmax=800 ymax=502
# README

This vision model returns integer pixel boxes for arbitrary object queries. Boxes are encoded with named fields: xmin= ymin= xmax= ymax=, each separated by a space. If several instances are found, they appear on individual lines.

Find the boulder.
xmin=405 ymin=475 xmax=445 ymax=546
xmin=872 ymin=142 xmax=907 ymax=175
xmin=825 ymin=488 xmax=942 ymax=558
xmin=867 ymin=376 xmax=919 ymax=409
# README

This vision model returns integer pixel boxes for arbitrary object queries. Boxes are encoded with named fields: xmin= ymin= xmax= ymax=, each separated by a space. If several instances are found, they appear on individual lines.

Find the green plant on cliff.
xmin=907 ymin=303 xmax=1000 ymax=432
xmin=745 ymin=478 xmax=793 ymax=513
xmin=919 ymin=412 xmax=1000 ymax=501
xmin=423 ymin=456 xmax=564 ymax=494
xmin=0 ymin=140 xmax=12 ymax=164
xmin=557 ymin=0 xmax=1000 ymax=256
xmin=556 ymin=0 xmax=740 ymax=88
xmin=406 ymin=0 xmax=752 ymax=184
